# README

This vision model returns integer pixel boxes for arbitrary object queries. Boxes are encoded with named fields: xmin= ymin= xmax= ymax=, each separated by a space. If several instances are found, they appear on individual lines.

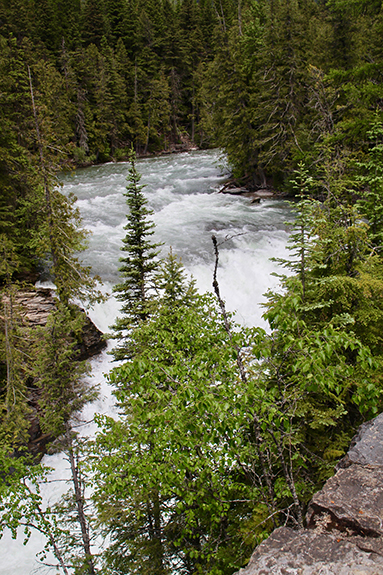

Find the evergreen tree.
xmin=355 ymin=116 xmax=383 ymax=247
xmin=110 ymin=149 xmax=162 ymax=360
xmin=81 ymin=0 xmax=109 ymax=47
xmin=30 ymin=305 xmax=94 ymax=438
xmin=156 ymin=248 xmax=197 ymax=308
xmin=26 ymin=63 xmax=102 ymax=306
xmin=0 ymin=36 xmax=46 ymax=272
xmin=143 ymin=71 xmax=171 ymax=153
xmin=0 ymin=239 xmax=31 ymax=448
xmin=200 ymin=21 xmax=257 ymax=181
xmin=104 ymin=0 xmax=130 ymax=48
xmin=245 ymin=0 xmax=314 ymax=184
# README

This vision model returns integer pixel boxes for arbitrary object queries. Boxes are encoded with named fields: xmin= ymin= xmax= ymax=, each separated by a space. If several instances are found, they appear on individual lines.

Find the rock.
xmin=2 ymin=287 xmax=106 ymax=458
xmin=9 ymin=288 xmax=106 ymax=359
xmin=26 ymin=405 xmax=53 ymax=457
xmin=337 ymin=413 xmax=383 ymax=468
xmin=236 ymin=527 xmax=383 ymax=575
xmin=219 ymin=186 xmax=275 ymax=200
xmin=250 ymin=189 xmax=275 ymax=198
xmin=307 ymin=466 xmax=383 ymax=538
xmin=75 ymin=311 xmax=107 ymax=360
xmin=220 ymin=187 xmax=251 ymax=195
xmin=235 ymin=414 xmax=383 ymax=574
xmin=11 ymin=288 xmax=56 ymax=325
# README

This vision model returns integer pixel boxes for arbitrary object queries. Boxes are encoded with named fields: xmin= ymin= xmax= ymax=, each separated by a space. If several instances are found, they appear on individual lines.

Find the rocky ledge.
xmin=5 ymin=288 xmax=107 ymax=456
xmin=14 ymin=288 xmax=106 ymax=360
xmin=236 ymin=413 xmax=383 ymax=575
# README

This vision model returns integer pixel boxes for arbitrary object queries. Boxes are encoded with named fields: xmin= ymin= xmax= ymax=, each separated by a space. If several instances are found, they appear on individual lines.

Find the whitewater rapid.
xmin=0 ymin=149 xmax=292 ymax=574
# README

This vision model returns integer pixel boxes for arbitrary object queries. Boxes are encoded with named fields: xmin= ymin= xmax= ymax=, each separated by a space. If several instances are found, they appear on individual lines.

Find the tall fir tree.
xmin=110 ymin=149 xmax=162 ymax=360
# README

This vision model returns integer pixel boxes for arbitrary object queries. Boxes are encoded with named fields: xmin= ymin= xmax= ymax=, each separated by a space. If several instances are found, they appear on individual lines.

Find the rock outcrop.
xmin=12 ymin=288 xmax=106 ymax=360
xmin=3 ymin=288 xmax=107 ymax=457
xmin=13 ymin=288 xmax=56 ymax=326
xmin=236 ymin=414 xmax=383 ymax=575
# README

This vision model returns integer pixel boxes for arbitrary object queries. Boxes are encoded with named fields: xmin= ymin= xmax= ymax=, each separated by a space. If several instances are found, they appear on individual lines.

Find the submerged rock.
xmin=236 ymin=413 xmax=383 ymax=574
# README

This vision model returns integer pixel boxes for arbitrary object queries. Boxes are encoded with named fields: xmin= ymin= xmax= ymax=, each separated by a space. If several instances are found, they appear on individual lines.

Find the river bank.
xmin=65 ymin=137 xmax=203 ymax=170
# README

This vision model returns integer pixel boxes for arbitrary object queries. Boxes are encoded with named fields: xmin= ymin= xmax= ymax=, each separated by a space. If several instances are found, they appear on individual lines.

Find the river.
xmin=0 ymin=149 xmax=292 ymax=574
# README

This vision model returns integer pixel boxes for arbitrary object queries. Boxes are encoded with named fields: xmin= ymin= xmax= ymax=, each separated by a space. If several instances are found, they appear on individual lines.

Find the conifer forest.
xmin=2 ymin=0 xmax=383 ymax=573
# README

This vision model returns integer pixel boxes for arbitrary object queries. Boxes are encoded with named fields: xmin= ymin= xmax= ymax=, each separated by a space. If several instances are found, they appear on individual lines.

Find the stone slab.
xmin=236 ymin=527 xmax=383 ymax=575
xmin=308 ymin=466 xmax=383 ymax=536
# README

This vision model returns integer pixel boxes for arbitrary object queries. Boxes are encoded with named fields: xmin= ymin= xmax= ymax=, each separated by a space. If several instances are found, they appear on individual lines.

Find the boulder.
xmin=307 ymin=466 xmax=383 ymax=539
xmin=235 ymin=413 xmax=383 ymax=574
xmin=337 ymin=413 xmax=383 ymax=468
xmin=220 ymin=186 xmax=275 ymax=200
xmin=75 ymin=310 xmax=107 ymax=360
xmin=236 ymin=526 xmax=383 ymax=575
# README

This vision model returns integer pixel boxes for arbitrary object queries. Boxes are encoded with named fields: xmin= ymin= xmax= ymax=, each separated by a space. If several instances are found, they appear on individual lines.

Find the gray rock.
xmin=9 ymin=288 xmax=106 ymax=358
xmin=236 ymin=527 xmax=383 ymax=575
xmin=234 ymin=415 xmax=383 ymax=574
xmin=339 ymin=413 xmax=383 ymax=468
xmin=75 ymin=311 xmax=107 ymax=360
xmin=307 ymin=466 xmax=383 ymax=537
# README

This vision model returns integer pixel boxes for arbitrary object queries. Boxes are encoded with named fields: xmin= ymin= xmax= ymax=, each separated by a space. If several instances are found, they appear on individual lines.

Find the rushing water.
xmin=0 ymin=149 xmax=292 ymax=574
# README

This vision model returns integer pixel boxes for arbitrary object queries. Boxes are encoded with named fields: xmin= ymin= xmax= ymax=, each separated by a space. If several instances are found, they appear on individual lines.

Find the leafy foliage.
xmin=0 ymin=448 xmax=70 ymax=574
xmin=93 ymin=219 xmax=383 ymax=574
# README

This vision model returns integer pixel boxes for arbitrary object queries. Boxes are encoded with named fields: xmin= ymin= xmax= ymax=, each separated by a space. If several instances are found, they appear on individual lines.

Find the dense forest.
xmin=2 ymin=0 xmax=383 ymax=573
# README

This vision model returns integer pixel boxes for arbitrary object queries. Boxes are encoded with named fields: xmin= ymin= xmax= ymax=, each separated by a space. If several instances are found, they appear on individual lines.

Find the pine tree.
xmin=143 ymin=71 xmax=171 ymax=153
xmin=110 ymin=149 xmax=162 ymax=360
xmin=81 ymin=0 xmax=109 ymax=47
xmin=26 ymin=63 xmax=102 ymax=306
xmin=0 ymin=237 xmax=32 ymax=448
xmin=156 ymin=248 xmax=197 ymax=308
xmin=355 ymin=116 xmax=383 ymax=248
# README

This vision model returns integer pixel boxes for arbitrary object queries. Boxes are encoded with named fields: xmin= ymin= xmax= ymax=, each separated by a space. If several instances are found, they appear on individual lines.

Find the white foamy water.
xmin=0 ymin=149 xmax=292 ymax=574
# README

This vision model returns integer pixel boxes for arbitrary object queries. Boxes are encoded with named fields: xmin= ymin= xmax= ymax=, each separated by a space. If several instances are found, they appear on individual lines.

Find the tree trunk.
xmin=65 ymin=424 xmax=96 ymax=575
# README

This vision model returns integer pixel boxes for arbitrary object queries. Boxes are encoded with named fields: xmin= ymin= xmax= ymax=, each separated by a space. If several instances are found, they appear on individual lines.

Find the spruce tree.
xmin=110 ymin=149 xmax=162 ymax=360
xmin=355 ymin=116 xmax=383 ymax=248
xmin=81 ymin=0 xmax=109 ymax=47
